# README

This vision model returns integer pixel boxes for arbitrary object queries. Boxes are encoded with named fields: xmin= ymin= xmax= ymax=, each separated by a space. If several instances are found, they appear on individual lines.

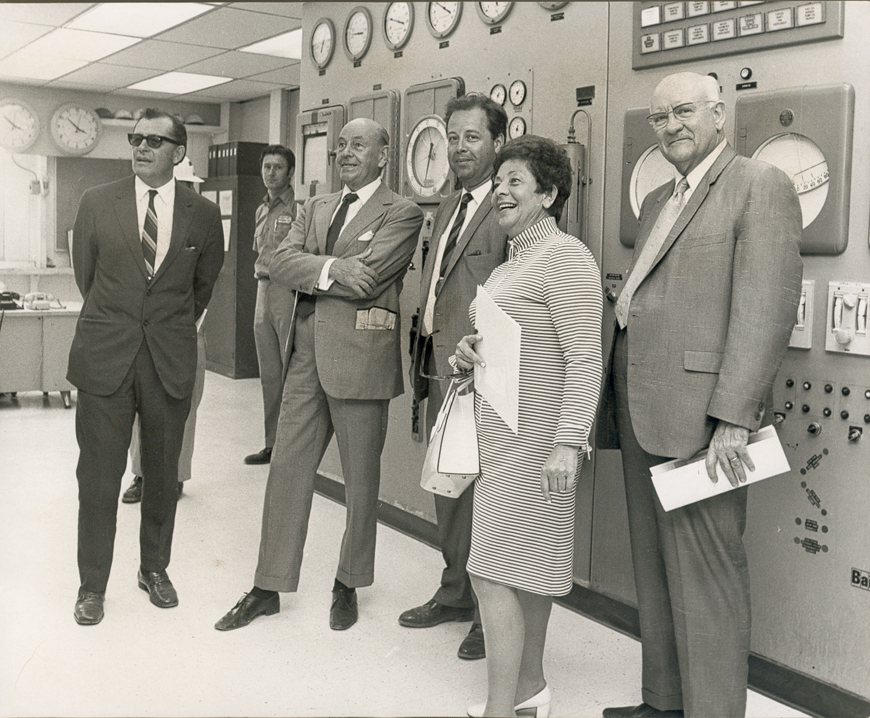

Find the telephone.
xmin=0 ymin=291 xmax=22 ymax=310
xmin=23 ymin=292 xmax=65 ymax=310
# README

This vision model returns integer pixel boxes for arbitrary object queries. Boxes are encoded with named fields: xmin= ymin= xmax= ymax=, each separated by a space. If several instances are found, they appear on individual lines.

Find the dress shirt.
xmin=254 ymin=186 xmax=296 ymax=279
xmin=679 ymin=138 xmax=727 ymax=202
xmin=135 ymin=176 xmax=175 ymax=272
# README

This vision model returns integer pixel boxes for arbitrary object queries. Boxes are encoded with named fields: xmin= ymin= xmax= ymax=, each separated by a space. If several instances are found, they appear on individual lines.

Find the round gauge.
xmin=477 ymin=2 xmax=514 ymax=25
xmin=628 ymin=145 xmax=674 ymax=218
xmin=344 ymin=7 xmax=372 ymax=61
xmin=310 ymin=18 xmax=336 ymax=69
xmin=406 ymin=115 xmax=450 ymax=198
xmin=0 ymin=98 xmax=40 ymax=153
xmin=508 ymin=116 xmax=527 ymax=140
xmin=753 ymin=133 xmax=829 ymax=229
xmin=426 ymin=1 xmax=462 ymax=39
xmin=490 ymin=84 xmax=507 ymax=106
xmin=383 ymin=1 xmax=415 ymax=51
xmin=509 ymin=79 xmax=527 ymax=106
xmin=539 ymin=2 xmax=569 ymax=9
xmin=50 ymin=103 xmax=101 ymax=156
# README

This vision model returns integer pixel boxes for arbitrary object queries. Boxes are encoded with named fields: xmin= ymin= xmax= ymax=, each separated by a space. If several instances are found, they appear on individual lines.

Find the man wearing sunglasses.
xmin=597 ymin=72 xmax=803 ymax=718
xmin=68 ymin=108 xmax=224 ymax=625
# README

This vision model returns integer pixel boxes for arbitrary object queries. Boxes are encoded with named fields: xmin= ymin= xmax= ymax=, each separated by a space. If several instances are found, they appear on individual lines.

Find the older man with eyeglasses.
xmin=597 ymin=72 xmax=803 ymax=718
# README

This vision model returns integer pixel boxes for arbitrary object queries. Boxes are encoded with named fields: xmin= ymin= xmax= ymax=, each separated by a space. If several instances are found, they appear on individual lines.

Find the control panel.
xmin=789 ymin=279 xmax=815 ymax=350
xmin=826 ymin=281 xmax=870 ymax=356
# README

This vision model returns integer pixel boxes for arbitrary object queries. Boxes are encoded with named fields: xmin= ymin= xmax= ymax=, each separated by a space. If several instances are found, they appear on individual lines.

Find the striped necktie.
xmin=439 ymin=192 xmax=472 ymax=279
xmin=615 ymin=177 xmax=689 ymax=329
xmin=141 ymin=189 xmax=158 ymax=278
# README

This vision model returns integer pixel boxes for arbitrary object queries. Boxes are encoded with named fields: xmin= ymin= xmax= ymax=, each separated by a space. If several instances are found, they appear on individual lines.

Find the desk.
xmin=0 ymin=303 xmax=81 ymax=407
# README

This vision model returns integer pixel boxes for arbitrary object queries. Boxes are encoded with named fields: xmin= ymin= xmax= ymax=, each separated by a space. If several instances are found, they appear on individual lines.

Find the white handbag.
xmin=420 ymin=374 xmax=479 ymax=498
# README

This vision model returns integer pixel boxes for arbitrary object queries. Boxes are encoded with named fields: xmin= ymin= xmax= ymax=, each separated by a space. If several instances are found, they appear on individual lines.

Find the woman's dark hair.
xmin=492 ymin=135 xmax=572 ymax=220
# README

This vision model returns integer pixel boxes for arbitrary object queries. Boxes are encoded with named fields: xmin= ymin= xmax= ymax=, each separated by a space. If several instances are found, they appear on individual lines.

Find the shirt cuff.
xmin=316 ymin=258 xmax=336 ymax=290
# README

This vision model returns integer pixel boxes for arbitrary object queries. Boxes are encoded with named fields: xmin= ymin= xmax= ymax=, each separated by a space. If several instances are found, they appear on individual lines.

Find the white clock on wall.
xmin=383 ymin=2 xmax=415 ymax=51
xmin=0 ymin=98 xmax=40 ymax=153
xmin=426 ymin=1 xmax=462 ymax=39
xmin=406 ymin=115 xmax=450 ymax=198
xmin=50 ymin=103 xmax=101 ymax=156
xmin=310 ymin=17 xmax=336 ymax=69
xmin=344 ymin=6 xmax=373 ymax=62
xmin=477 ymin=2 xmax=514 ymax=25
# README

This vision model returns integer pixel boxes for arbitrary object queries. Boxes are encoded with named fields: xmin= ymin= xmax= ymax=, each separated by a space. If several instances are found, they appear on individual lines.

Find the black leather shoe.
xmin=602 ymin=703 xmax=684 ymax=718
xmin=244 ymin=447 xmax=272 ymax=465
xmin=74 ymin=589 xmax=104 ymax=625
xmin=122 ymin=476 xmax=143 ymax=503
xmin=177 ymin=481 xmax=184 ymax=499
xmin=137 ymin=569 xmax=179 ymax=608
xmin=330 ymin=586 xmax=358 ymax=630
xmin=457 ymin=621 xmax=485 ymax=660
xmin=215 ymin=592 xmax=279 ymax=631
xmin=398 ymin=598 xmax=474 ymax=627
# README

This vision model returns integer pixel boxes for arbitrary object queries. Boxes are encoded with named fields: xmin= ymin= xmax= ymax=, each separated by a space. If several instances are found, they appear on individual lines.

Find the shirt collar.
xmin=342 ymin=177 xmax=381 ymax=206
xmin=466 ymin=180 xmax=492 ymax=208
xmin=262 ymin=185 xmax=294 ymax=208
xmin=679 ymin=138 xmax=728 ymax=193
xmin=135 ymin=175 xmax=175 ymax=203
xmin=508 ymin=216 xmax=559 ymax=259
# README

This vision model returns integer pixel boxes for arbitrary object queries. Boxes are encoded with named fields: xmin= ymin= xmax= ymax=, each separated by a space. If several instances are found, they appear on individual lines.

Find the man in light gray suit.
xmin=401 ymin=94 xmax=508 ymax=661
xmin=215 ymin=118 xmax=423 ymax=633
xmin=597 ymin=73 xmax=803 ymax=718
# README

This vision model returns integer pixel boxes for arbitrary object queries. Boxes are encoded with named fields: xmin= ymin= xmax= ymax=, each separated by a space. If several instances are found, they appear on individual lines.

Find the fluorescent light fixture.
xmin=239 ymin=29 xmax=302 ymax=59
xmin=24 ymin=28 xmax=140 ymax=62
xmin=128 ymin=71 xmax=231 ymax=94
xmin=0 ymin=52 xmax=88 ymax=81
xmin=67 ymin=3 xmax=213 ymax=39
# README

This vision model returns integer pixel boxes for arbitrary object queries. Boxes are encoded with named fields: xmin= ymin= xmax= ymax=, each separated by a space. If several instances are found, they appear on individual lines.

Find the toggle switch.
xmin=848 ymin=427 xmax=862 ymax=442
xmin=827 ymin=282 xmax=870 ymax=355
xmin=807 ymin=422 xmax=822 ymax=435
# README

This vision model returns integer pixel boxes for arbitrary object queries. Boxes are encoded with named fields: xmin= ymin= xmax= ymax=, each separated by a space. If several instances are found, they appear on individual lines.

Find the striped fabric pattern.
xmin=141 ymin=189 xmax=158 ymax=277
xmin=466 ymin=216 xmax=603 ymax=596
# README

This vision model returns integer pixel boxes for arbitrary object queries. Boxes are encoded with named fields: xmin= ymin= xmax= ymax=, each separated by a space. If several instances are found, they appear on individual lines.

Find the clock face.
xmin=310 ymin=18 xmax=335 ymax=69
xmin=344 ymin=6 xmax=372 ymax=61
xmin=406 ymin=115 xmax=450 ymax=198
xmin=50 ymin=104 xmax=101 ymax=156
xmin=490 ymin=84 xmax=507 ymax=106
xmin=383 ymin=1 xmax=414 ymax=50
xmin=509 ymin=79 xmax=527 ymax=106
xmin=628 ymin=144 xmax=673 ymax=218
xmin=426 ymin=1 xmax=462 ymax=38
xmin=477 ymin=2 xmax=513 ymax=25
xmin=0 ymin=99 xmax=40 ymax=153
xmin=508 ymin=116 xmax=527 ymax=140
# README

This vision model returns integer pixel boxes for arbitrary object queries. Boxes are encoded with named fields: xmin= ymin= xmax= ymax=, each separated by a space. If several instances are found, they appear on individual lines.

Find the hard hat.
xmin=174 ymin=155 xmax=204 ymax=183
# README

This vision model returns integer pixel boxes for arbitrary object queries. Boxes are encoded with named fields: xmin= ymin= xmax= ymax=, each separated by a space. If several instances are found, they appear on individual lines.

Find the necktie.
xmin=615 ymin=177 xmax=689 ymax=329
xmin=439 ymin=192 xmax=472 ymax=279
xmin=141 ymin=189 xmax=158 ymax=278
xmin=326 ymin=192 xmax=358 ymax=256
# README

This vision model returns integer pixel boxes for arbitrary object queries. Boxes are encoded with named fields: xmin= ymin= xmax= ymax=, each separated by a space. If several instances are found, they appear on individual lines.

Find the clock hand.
xmin=4 ymin=116 xmax=22 ymax=131
xmin=67 ymin=117 xmax=85 ymax=134
xmin=423 ymin=141 xmax=434 ymax=182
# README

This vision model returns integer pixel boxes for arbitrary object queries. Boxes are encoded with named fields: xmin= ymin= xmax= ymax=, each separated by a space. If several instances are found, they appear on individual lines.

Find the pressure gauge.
xmin=406 ymin=115 xmax=450 ymax=198
xmin=539 ymin=2 xmax=569 ymax=9
xmin=310 ymin=18 xmax=335 ymax=69
xmin=383 ymin=1 xmax=415 ymax=51
xmin=344 ymin=7 xmax=372 ymax=61
xmin=753 ymin=133 xmax=829 ymax=229
xmin=628 ymin=145 xmax=673 ymax=218
xmin=50 ymin=103 xmax=102 ymax=156
xmin=477 ymin=2 xmax=514 ymax=25
xmin=508 ymin=116 xmax=527 ymax=139
xmin=0 ymin=98 xmax=40 ymax=153
xmin=489 ymin=84 xmax=507 ymax=106
xmin=509 ymin=79 xmax=527 ymax=106
xmin=426 ymin=1 xmax=462 ymax=39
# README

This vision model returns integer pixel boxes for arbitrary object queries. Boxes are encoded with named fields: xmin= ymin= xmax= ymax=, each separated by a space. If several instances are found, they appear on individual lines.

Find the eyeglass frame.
xmin=128 ymin=133 xmax=183 ymax=149
xmin=646 ymin=100 xmax=719 ymax=130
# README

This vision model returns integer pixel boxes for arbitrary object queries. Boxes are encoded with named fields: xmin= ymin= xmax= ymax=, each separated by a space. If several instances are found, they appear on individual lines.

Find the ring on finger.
xmin=729 ymin=457 xmax=741 ymax=465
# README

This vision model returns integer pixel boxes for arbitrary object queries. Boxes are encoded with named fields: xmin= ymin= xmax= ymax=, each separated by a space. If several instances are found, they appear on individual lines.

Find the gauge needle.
xmin=423 ymin=141 xmax=434 ymax=181
xmin=390 ymin=18 xmax=406 ymax=25
xmin=4 ymin=116 xmax=22 ymax=131
xmin=67 ymin=118 xmax=84 ymax=134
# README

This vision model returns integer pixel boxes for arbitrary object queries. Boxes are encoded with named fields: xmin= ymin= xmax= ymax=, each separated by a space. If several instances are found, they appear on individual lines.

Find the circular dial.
xmin=426 ymin=1 xmax=462 ymax=39
xmin=539 ymin=2 xmax=569 ymax=9
xmin=753 ymin=133 xmax=829 ymax=228
xmin=508 ymin=116 xmax=527 ymax=140
xmin=50 ymin=103 xmax=101 ymax=156
xmin=383 ymin=1 xmax=415 ymax=50
xmin=628 ymin=145 xmax=674 ymax=218
xmin=406 ymin=115 xmax=450 ymax=198
xmin=476 ymin=2 xmax=513 ymax=25
xmin=0 ymin=99 xmax=40 ymax=153
xmin=489 ymin=83 xmax=507 ymax=106
xmin=344 ymin=6 xmax=372 ymax=61
xmin=310 ymin=18 xmax=335 ymax=69
xmin=509 ymin=79 xmax=527 ymax=106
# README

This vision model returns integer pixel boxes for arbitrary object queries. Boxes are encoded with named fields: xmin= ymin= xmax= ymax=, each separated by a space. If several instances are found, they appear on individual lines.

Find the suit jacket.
xmin=410 ymin=190 xmax=507 ymax=402
xmin=67 ymin=176 xmax=224 ymax=399
xmin=598 ymin=144 xmax=803 ymax=459
xmin=269 ymin=182 xmax=424 ymax=400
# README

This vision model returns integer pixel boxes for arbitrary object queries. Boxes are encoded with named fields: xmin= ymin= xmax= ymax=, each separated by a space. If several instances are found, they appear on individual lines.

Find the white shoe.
xmin=467 ymin=685 xmax=551 ymax=718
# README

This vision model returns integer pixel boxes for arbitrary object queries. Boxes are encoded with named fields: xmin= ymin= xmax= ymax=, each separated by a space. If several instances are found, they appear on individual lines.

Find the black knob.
xmin=786 ymin=379 xmax=794 ymax=388
xmin=823 ymin=408 xmax=832 ymax=417
xmin=801 ymin=404 xmax=810 ymax=413
xmin=864 ymin=414 xmax=870 ymax=424
xmin=803 ymin=382 xmax=811 ymax=390
xmin=824 ymin=384 xmax=833 ymax=393
xmin=841 ymin=410 xmax=849 ymax=420
xmin=784 ymin=401 xmax=794 ymax=410
xmin=842 ymin=386 xmax=851 ymax=396
xmin=807 ymin=422 xmax=821 ymax=435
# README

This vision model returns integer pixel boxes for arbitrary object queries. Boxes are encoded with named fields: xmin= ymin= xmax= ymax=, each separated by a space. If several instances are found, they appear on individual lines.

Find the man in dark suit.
xmin=215 ymin=118 xmax=423 ymax=632
xmin=598 ymin=73 xmax=803 ymax=717
xmin=68 ymin=108 xmax=224 ymax=625
xmin=400 ymin=94 xmax=508 ymax=660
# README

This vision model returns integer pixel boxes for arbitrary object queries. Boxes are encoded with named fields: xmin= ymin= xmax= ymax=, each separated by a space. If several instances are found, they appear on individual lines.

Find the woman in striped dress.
xmin=456 ymin=136 xmax=602 ymax=718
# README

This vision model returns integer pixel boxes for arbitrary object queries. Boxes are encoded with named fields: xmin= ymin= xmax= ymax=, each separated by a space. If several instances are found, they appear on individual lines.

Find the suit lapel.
xmin=153 ymin=183 xmax=193 ymax=282
xmin=113 ymin=176 xmax=149 ymax=279
xmin=316 ymin=193 xmax=341 ymax=254
xmin=420 ymin=191 xmax=461 ymax=302
xmin=333 ymin=183 xmax=390 ymax=255
xmin=439 ymin=199 xmax=492 ymax=289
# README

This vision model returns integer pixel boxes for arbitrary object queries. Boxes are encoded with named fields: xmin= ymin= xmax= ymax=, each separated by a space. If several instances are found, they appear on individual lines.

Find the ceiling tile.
xmin=228 ymin=3 xmax=304 ymax=20
xmin=107 ymin=87 xmax=176 ymax=101
xmin=51 ymin=62 xmax=160 ymax=90
xmin=181 ymin=50 xmax=294 ymax=79
xmin=154 ymin=7 xmax=301 ymax=50
xmin=100 ymin=40 xmax=224 ymax=71
xmin=246 ymin=63 xmax=300 ymax=87
xmin=180 ymin=78 xmax=283 ymax=102
xmin=0 ymin=4 xmax=94 ymax=27
xmin=67 ymin=3 xmax=215 ymax=38
xmin=0 ymin=52 xmax=88 ymax=82
xmin=0 ymin=21 xmax=54 ymax=58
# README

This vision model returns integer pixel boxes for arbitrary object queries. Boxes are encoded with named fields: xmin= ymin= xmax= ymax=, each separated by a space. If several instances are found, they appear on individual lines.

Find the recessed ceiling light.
xmin=24 ymin=28 xmax=140 ymax=62
xmin=239 ymin=29 xmax=302 ymax=60
xmin=0 ymin=52 xmax=88 ymax=81
xmin=67 ymin=3 xmax=214 ymax=39
xmin=127 ymin=71 xmax=232 ymax=94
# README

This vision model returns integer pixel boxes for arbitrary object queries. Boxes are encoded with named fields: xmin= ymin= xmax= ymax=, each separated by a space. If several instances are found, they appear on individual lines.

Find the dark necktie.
xmin=141 ymin=189 xmax=158 ymax=277
xmin=326 ymin=192 xmax=358 ymax=255
xmin=439 ymin=192 xmax=472 ymax=278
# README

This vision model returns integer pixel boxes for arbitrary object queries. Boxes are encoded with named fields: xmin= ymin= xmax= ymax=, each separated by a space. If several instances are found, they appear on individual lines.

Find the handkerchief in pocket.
xmin=357 ymin=230 xmax=375 ymax=243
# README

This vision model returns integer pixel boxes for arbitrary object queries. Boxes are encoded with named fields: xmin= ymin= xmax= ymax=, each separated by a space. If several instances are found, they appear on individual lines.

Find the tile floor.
xmin=0 ymin=375 xmax=808 ymax=717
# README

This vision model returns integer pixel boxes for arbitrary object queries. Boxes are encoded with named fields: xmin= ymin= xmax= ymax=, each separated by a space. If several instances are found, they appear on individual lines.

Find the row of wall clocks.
xmin=311 ymin=2 xmax=570 ymax=68
xmin=0 ymin=98 xmax=103 ymax=155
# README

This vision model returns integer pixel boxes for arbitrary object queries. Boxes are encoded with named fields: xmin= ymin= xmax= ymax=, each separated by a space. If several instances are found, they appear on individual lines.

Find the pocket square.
xmin=357 ymin=230 xmax=375 ymax=243
xmin=184 ymin=245 xmax=199 ymax=252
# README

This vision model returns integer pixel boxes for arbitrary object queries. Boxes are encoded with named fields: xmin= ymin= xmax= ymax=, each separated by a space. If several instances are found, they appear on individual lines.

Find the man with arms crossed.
xmin=401 ymin=94 xmax=508 ymax=661
xmin=597 ymin=72 xmax=803 ymax=718
xmin=216 ymin=118 xmax=423 ymax=632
